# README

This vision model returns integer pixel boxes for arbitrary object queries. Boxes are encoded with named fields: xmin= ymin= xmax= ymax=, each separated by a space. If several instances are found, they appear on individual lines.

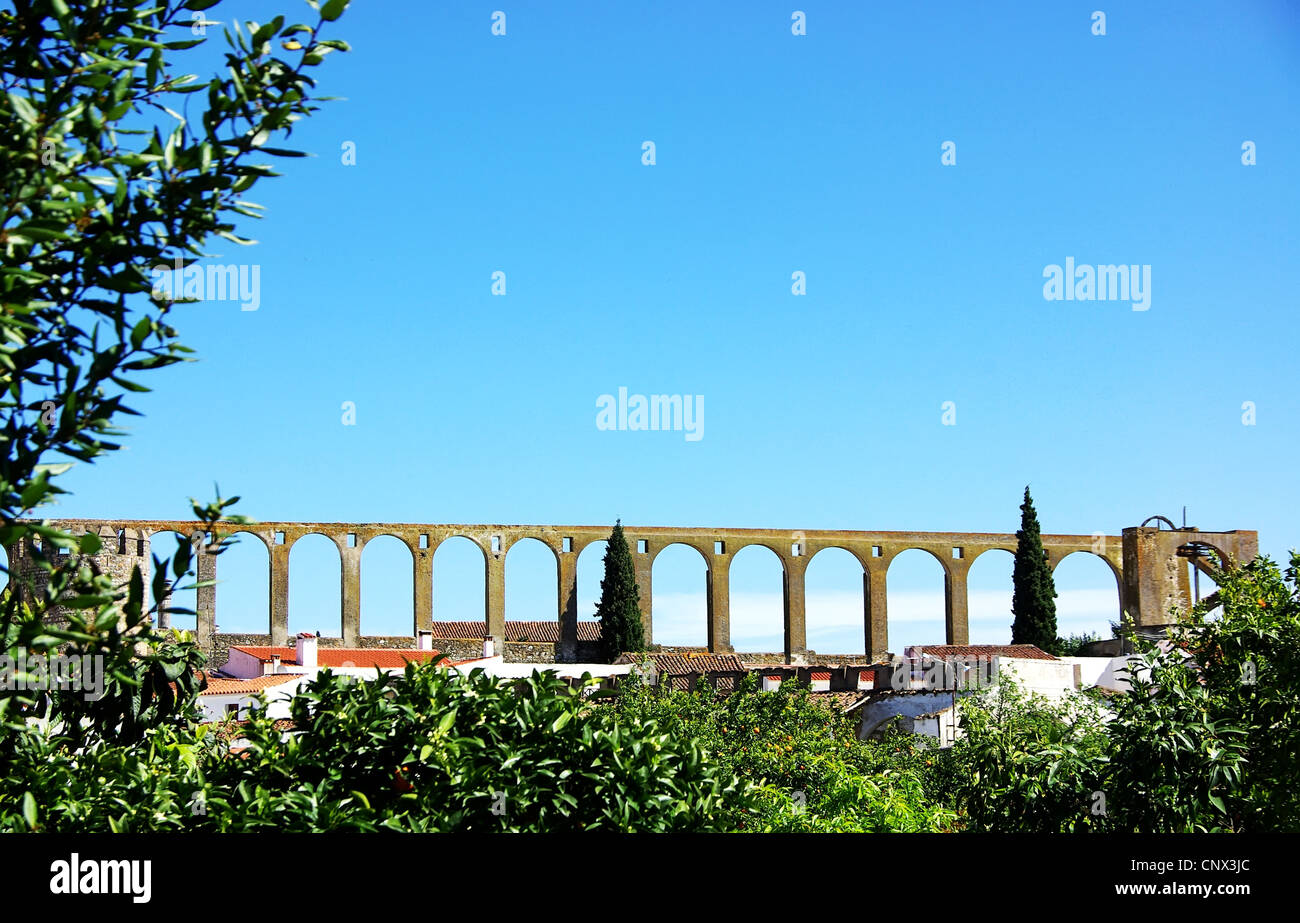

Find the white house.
xmin=856 ymin=645 xmax=1090 ymax=747
xmin=223 ymin=633 xmax=445 ymax=680
xmin=197 ymin=673 xmax=306 ymax=722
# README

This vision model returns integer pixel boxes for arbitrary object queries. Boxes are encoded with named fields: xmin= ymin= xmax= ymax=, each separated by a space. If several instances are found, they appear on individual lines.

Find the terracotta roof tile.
xmin=916 ymin=644 xmax=1058 ymax=662
xmin=229 ymin=646 xmax=444 ymax=669
xmin=616 ymin=652 xmax=748 ymax=674
xmin=427 ymin=621 xmax=602 ymax=642
xmin=200 ymin=674 xmax=302 ymax=696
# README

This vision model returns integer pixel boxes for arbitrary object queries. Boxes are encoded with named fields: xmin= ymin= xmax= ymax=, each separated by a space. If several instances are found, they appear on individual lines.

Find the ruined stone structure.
xmin=1122 ymin=523 xmax=1257 ymax=627
xmin=6 ymin=520 xmax=1256 ymax=664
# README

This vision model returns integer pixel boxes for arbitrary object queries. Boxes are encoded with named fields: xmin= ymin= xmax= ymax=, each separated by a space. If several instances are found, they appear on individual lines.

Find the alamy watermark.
xmin=1042 ymin=257 xmax=1150 ymax=311
xmin=49 ymin=854 xmax=151 ymax=903
xmin=890 ymin=654 xmax=999 ymax=691
xmin=150 ymin=256 xmax=261 ymax=311
xmin=0 ymin=652 xmax=104 ymax=701
xmin=596 ymin=387 xmax=704 ymax=442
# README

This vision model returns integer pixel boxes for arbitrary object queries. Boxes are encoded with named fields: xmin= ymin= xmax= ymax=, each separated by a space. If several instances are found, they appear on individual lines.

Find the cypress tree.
xmin=1010 ymin=486 xmax=1059 ymax=652
xmin=595 ymin=520 xmax=645 ymax=661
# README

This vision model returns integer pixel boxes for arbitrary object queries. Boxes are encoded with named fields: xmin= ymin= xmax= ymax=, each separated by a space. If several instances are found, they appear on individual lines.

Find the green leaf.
xmin=437 ymin=709 xmax=456 ymax=734
xmin=321 ymin=0 xmax=349 ymax=21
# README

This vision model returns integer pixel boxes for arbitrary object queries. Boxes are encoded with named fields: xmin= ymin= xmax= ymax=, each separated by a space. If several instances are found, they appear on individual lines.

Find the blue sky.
xmin=37 ymin=1 xmax=1300 ymax=653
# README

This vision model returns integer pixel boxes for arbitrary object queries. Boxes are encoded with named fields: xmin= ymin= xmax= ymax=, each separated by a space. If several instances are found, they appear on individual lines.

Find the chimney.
xmin=296 ymin=632 xmax=318 ymax=669
xmin=270 ymin=654 xmax=281 ymax=674
xmin=483 ymin=637 xmax=495 ymax=658
xmin=416 ymin=630 xmax=434 ymax=651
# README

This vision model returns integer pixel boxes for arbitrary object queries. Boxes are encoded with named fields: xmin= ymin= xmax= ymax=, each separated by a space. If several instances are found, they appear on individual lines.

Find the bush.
xmin=943 ymin=552 xmax=1300 ymax=832
xmin=613 ymin=673 xmax=958 ymax=832
xmin=942 ymin=677 xmax=1111 ymax=832
xmin=1 ymin=664 xmax=745 ymax=832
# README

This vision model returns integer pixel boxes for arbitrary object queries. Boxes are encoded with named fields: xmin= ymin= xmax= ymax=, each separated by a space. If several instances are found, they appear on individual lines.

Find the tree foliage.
xmin=2 ymin=665 xmax=743 ymax=832
xmin=945 ymin=552 xmax=1300 ymax=832
xmin=1010 ymin=486 xmax=1058 ymax=651
xmin=594 ymin=519 xmax=644 ymax=661
xmin=0 ymin=0 xmax=349 ymax=824
xmin=613 ymin=673 xmax=958 ymax=832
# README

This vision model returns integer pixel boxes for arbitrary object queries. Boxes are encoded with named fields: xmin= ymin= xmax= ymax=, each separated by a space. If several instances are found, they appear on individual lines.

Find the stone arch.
xmin=804 ymin=546 xmax=867 ymax=656
xmin=505 ymin=533 xmax=561 ymax=565
xmin=211 ymin=528 xmax=271 ymax=635
xmin=1174 ymin=539 xmax=1229 ymax=609
xmin=891 ymin=544 xmax=954 ymax=576
xmin=288 ymin=532 xmax=342 ymax=638
xmin=145 ymin=530 xmax=198 ymax=631
xmin=434 ymin=533 xmax=490 ymax=563
xmin=359 ymin=530 xmax=421 ymax=558
xmin=360 ymin=534 xmax=414 ymax=636
xmin=1050 ymin=550 xmax=1124 ymax=641
xmin=885 ymin=548 xmax=949 ymax=648
xmin=650 ymin=541 xmax=710 ymax=647
xmin=505 ymin=535 xmax=559 ymax=624
xmin=806 ymin=541 xmax=871 ymax=572
xmin=576 ymin=539 xmax=609 ymax=622
xmin=284 ymin=529 xmax=338 ymax=555
xmin=728 ymin=542 xmax=786 ymax=654
xmin=433 ymin=535 xmax=487 ymax=625
xmin=729 ymin=540 xmax=790 ymax=568
xmin=968 ymin=545 xmax=1016 ymax=567
xmin=648 ymin=540 xmax=710 ymax=571
xmin=1050 ymin=548 xmax=1123 ymax=589
xmin=966 ymin=547 xmax=1015 ymax=645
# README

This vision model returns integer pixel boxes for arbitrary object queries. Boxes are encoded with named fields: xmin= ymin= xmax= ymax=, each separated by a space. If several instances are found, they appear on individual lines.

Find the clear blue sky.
xmin=39 ymin=0 xmax=1300 ymax=653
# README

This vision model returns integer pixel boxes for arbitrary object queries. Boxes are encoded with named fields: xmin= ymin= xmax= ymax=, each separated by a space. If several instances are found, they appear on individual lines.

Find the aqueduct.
xmin=6 ymin=519 xmax=1258 ymax=662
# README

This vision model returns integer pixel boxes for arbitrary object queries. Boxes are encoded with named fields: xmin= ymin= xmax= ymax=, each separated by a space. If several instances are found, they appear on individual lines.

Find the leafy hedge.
xmin=939 ymin=553 xmax=1300 ymax=832
xmin=612 ymin=672 xmax=958 ymax=832
xmin=2 ymin=662 xmax=744 ymax=832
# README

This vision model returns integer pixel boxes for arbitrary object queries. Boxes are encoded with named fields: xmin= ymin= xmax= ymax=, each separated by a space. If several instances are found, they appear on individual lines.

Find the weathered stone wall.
xmin=6 ymin=527 xmax=150 ymax=630
xmin=802 ymin=652 xmax=874 ymax=666
xmin=502 ymin=640 xmax=602 ymax=663
xmin=1121 ymin=527 xmax=1258 ymax=627
xmin=733 ymin=652 xmax=788 ymax=665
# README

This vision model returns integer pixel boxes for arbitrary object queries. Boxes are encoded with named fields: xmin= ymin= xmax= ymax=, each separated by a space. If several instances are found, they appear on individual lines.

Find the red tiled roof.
xmin=916 ymin=644 xmax=1058 ymax=662
xmin=820 ymin=691 xmax=870 ymax=712
xmin=229 ymin=646 xmax=444 ymax=669
xmin=809 ymin=670 xmax=832 ymax=680
xmin=427 ymin=621 xmax=602 ymax=642
xmin=616 ymin=652 xmax=748 ymax=674
xmin=200 ymin=674 xmax=302 ymax=696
